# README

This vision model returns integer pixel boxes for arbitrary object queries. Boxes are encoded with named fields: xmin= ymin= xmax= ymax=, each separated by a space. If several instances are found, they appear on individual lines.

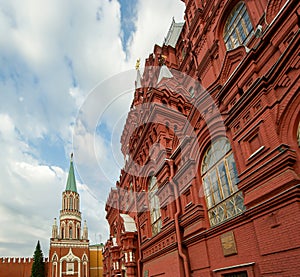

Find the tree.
xmin=31 ymin=240 xmax=45 ymax=277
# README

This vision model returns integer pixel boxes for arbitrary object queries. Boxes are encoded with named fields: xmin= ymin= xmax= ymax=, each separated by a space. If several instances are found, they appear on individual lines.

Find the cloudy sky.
xmin=0 ymin=0 xmax=185 ymax=257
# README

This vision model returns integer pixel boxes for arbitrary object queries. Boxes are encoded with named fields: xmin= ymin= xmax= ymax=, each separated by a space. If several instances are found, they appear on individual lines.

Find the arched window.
xmin=77 ymin=225 xmax=80 ymax=239
xmin=201 ymin=138 xmax=245 ymax=226
xmin=61 ymin=226 xmax=65 ymax=239
xmin=52 ymin=263 xmax=57 ymax=277
xmin=148 ymin=176 xmax=162 ymax=236
xmin=52 ymin=254 xmax=58 ymax=277
xmin=224 ymin=2 xmax=253 ymax=50
xmin=69 ymin=197 xmax=73 ymax=210
xmin=69 ymin=225 xmax=73 ymax=239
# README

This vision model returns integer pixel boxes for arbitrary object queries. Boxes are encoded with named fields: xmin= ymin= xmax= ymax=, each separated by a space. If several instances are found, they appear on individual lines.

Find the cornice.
xmin=50 ymin=240 xmax=89 ymax=248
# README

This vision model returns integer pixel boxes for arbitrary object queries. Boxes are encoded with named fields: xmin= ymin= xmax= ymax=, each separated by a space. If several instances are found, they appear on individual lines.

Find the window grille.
xmin=148 ymin=176 xmax=162 ymax=235
xmin=202 ymin=138 xmax=245 ymax=226
xmin=224 ymin=2 xmax=253 ymax=50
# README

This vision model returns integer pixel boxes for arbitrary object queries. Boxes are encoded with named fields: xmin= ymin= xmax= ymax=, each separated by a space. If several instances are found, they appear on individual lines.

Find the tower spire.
xmin=49 ymin=155 xmax=89 ymax=277
xmin=135 ymin=58 xmax=142 ymax=89
xmin=65 ymin=153 xmax=77 ymax=192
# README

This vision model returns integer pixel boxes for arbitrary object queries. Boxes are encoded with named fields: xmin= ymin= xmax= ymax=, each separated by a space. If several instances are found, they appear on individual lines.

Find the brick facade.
xmin=103 ymin=0 xmax=300 ymax=276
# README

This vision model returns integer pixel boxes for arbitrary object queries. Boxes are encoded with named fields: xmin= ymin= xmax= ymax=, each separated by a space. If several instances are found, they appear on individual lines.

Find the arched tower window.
xmin=69 ymin=197 xmax=73 ymax=210
xmin=77 ymin=223 xmax=81 ymax=239
xmin=224 ymin=2 xmax=253 ymax=50
xmin=61 ymin=226 xmax=65 ymax=239
xmin=148 ymin=176 xmax=162 ymax=236
xmin=69 ymin=223 xmax=73 ymax=239
xmin=76 ymin=196 xmax=79 ymax=210
xmin=201 ymin=138 xmax=245 ymax=226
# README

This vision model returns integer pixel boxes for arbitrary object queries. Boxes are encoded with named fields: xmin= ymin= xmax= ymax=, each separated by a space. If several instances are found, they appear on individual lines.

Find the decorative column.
xmin=121 ymin=232 xmax=137 ymax=277
xmin=111 ymin=246 xmax=121 ymax=276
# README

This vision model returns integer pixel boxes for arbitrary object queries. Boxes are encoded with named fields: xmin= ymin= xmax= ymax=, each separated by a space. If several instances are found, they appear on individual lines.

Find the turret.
xmin=52 ymin=218 xmax=58 ymax=239
xmin=83 ymin=220 xmax=88 ymax=240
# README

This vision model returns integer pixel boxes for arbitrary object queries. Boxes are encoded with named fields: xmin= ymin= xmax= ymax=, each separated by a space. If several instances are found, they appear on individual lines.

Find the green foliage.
xmin=31 ymin=241 xmax=45 ymax=277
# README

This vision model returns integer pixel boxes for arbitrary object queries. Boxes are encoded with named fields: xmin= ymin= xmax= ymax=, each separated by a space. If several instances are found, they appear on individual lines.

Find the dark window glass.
xmin=224 ymin=2 xmax=253 ymax=50
xmin=201 ymin=138 xmax=245 ymax=226
xmin=223 ymin=272 xmax=248 ymax=277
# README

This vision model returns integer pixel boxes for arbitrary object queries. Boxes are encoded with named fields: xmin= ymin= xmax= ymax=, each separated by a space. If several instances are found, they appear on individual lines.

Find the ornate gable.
xmin=219 ymin=45 xmax=247 ymax=84
xmin=60 ymin=248 xmax=80 ymax=263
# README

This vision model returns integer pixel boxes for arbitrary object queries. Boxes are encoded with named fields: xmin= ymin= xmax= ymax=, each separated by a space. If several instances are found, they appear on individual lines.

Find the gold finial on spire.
xmin=159 ymin=54 xmax=167 ymax=66
xmin=135 ymin=58 xmax=141 ymax=70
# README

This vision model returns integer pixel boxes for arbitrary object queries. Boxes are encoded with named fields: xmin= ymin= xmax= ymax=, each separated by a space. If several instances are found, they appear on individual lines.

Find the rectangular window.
xmin=66 ymin=263 xmax=74 ymax=275
xmin=223 ymin=272 xmax=248 ymax=277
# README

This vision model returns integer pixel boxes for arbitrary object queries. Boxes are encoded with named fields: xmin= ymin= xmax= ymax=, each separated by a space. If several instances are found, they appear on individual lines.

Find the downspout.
xmin=133 ymin=178 xmax=143 ymax=277
xmin=167 ymin=159 xmax=190 ymax=276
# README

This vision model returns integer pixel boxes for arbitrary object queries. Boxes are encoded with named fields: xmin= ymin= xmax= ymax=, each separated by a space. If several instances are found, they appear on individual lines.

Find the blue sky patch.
xmin=118 ymin=0 xmax=138 ymax=55
xmin=30 ymin=135 xmax=66 ymax=169
xmin=64 ymin=56 xmax=78 ymax=87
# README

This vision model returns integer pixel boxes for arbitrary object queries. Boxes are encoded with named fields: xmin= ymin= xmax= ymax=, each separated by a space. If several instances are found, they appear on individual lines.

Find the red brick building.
xmin=103 ymin=0 xmax=300 ymax=276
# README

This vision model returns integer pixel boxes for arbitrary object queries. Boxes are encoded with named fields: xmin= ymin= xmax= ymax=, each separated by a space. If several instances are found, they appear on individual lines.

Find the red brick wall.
xmin=143 ymin=251 xmax=183 ymax=276
xmin=0 ymin=258 xmax=48 ymax=277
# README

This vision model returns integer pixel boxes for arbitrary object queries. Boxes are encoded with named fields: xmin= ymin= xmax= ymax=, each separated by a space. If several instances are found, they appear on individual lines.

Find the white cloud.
xmin=127 ymin=0 xmax=185 ymax=64
xmin=0 ymin=114 xmax=62 ymax=255
xmin=0 ymin=113 xmax=108 ymax=256
xmin=0 ymin=114 xmax=15 ymax=138
xmin=0 ymin=0 xmax=185 ymax=257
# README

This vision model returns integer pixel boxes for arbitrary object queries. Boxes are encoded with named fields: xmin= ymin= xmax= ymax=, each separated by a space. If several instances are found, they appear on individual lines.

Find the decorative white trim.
xmin=89 ymin=248 xmax=103 ymax=252
xmin=213 ymin=262 xmax=255 ymax=272
xmin=83 ymin=261 xmax=88 ymax=277
xmin=59 ymin=248 xmax=81 ymax=277
xmin=52 ymin=262 xmax=58 ymax=277
xmin=60 ymin=214 xmax=81 ymax=221
xmin=82 ymin=253 xmax=89 ymax=262
xmin=50 ymin=242 xmax=89 ymax=248
xmin=51 ymin=252 xmax=58 ymax=262
xmin=248 ymin=146 xmax=265 ymax=160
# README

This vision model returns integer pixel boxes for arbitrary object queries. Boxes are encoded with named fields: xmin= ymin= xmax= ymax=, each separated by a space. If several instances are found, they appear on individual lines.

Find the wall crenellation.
xmin=0 ymin=257 xmax=48 ymax=263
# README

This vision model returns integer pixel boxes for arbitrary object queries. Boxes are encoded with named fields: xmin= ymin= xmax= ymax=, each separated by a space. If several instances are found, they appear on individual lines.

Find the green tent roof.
xmin=65 ymin=154 xmax=77 ymax=192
